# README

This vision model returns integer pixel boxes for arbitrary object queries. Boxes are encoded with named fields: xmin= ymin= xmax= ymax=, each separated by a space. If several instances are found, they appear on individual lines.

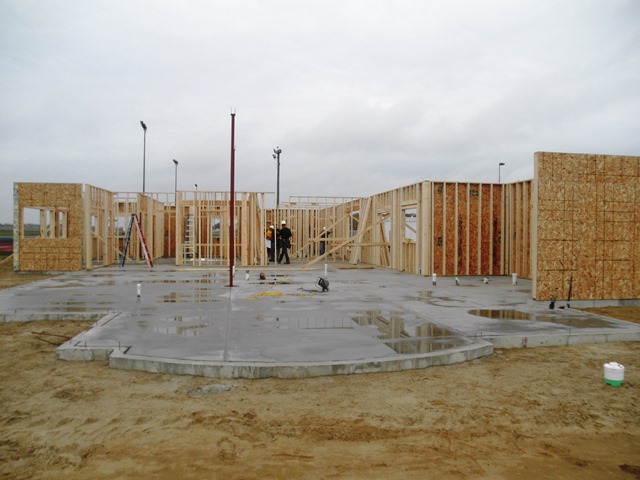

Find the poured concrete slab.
xmin=1 ymin=264 xmax=639 ymax=378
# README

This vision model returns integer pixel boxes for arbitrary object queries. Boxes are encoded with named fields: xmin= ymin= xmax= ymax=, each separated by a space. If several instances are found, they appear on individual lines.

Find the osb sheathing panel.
xmin=468 ymin=185 xmax=479 ymax=274
xmin=16 ymin=183 xmax=84 ymax=272
xmin=424 ymin=181 xmax=510 ymax=277
xmin=444 ymin=184 xmax=456 ymax=274
xmin=480 ymin=185 xmax=491 ymax=274
xmin=534 ymin=152 xmax=640 ymax=301
xmin=492 ymin=185 xmax=502 ymax=274
xmin=432 ymin=183 xmax=444 ymax=274
xmin=457 ymin=184 xmax=468 ymax=275
xmin=523 ymin=183 xmax=532 ymax=277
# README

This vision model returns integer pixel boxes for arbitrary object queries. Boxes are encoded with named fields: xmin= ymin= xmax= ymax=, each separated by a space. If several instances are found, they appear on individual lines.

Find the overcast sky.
xmin=1 ymin=0 xmax=639 ymax=223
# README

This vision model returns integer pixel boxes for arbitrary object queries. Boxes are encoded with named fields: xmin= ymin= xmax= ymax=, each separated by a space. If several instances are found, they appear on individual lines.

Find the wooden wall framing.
xmin=83 ymin=184 xmax=116 ymax=269
xmin=175 ymin=191 xmax=267 ymax=267
xmin=12 ymin=151 xmax=639 ymax=303
xmin=324 ymin=179 xmax=532 ymax=279
xmin=114 ymin=192 xmax=166 ymax=266
xmin=14 ymin=183 xmax=170 ymax=271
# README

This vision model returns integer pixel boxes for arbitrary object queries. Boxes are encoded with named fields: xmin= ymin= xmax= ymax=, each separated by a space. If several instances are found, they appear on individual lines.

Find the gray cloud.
xmin=1 ymin=0 xmax=639 ymax=222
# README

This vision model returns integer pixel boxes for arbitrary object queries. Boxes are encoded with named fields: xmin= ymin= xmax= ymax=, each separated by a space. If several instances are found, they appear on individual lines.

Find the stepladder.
xmin=120 ymin=214 xmax=154 ymax=268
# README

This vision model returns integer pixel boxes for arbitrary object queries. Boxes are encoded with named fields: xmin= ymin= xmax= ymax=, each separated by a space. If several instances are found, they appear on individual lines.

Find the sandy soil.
xmin=1 ymin=257 xmax=639 ymax=479
xmin=0 ymin=255 xmax=55 ymax=289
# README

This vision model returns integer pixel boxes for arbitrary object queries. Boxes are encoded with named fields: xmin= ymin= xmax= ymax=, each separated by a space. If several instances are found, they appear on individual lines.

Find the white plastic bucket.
xmin=604 ymin=362 xmax=625 ymax=387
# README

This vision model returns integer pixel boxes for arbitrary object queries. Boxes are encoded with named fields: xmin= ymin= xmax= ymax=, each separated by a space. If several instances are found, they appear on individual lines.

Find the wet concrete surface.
xmin=1 ymin=263 xmax=639 ymax=378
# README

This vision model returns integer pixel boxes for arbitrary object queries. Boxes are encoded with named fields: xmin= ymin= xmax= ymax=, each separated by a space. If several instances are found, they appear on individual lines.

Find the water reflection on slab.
xmin=257 ymin=309 xmax=472 ymax=354
xmin=141 ymin=316 xmax=214 ymax=337
xmin=469 ymin=309 xmax=621 ymax=329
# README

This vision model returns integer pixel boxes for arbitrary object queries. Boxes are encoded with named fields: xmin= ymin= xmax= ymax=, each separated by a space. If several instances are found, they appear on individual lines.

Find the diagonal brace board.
xmin=301 ymin=210 xmax=390 ymax=269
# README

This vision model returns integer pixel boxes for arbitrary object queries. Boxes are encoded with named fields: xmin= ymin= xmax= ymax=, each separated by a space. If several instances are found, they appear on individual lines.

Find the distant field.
xmin=0 ymin=228 xmax=39 ymax=237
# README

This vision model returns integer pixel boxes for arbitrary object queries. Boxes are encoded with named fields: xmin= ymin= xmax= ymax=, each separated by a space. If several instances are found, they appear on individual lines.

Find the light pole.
xmin=194 ymin=184 xmax=198 ymax=263
xmin=499 ymin=162 xmax=505 ymax=183
xmin=272 ymin=147 xmax=282 ymax=265
xmin=229 ymin=112 xmax=236 ymax=286
xmin=273 ymin=147 xmax=281 ymax=207
xmin=172 ymin=159 xmax=179 ymax=200
xmin=140 ymin=121 xmax=147 ymax=192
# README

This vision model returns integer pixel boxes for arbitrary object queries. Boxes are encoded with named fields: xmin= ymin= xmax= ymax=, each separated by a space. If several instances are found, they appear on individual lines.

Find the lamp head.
xmin=140 ymin=121 xmax=147 ymax=131
xmin=172 ymin=159 xmax=178 ymax=165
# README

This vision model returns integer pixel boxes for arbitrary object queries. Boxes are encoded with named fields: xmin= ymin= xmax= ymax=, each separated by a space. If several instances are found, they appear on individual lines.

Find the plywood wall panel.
xmin=457 ymin=184 xmax=468 ymax=275
xmin=432 ymin=183 xmax=444 ymax=274
xmin=492 ymin=184 xmax=502 ymax=274
xmin=480 ymin=185 xmax=491 ymax=274
xmin=444 ymin=183 xmax=456 ymax=275
xmin=533 ymin=152 xmax=640 ymax=300
xmin=468 ymin=184 xmax=479 ymax=275
xmin=15 ymin=183 xmax=84 ymax=272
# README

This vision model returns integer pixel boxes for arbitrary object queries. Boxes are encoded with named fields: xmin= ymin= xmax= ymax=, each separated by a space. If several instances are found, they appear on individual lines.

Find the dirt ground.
xmin=1 ymin=256 xmax=639 ymax=479
xmin=0 ymin=255 xmax=53 ymax=289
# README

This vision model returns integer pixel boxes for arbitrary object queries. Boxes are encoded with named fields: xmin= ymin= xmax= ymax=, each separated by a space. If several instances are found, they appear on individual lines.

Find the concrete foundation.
xmin=1 ymin=263 xmax=639 ymax=379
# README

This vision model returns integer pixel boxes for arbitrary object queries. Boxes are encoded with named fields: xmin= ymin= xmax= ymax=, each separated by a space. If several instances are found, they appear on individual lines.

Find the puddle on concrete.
xmin=40 ymin=284 xmax=91 ymax=289
xmin=142 ymin=278 xmax=223 ymax=285
xmin=469 ymin=309 xmax=619 ymax=328
xmin=257 ymin=317 xmax=354 ymax=329
xmin=28 ymin=306 xmax=109 ymax=313
xmin=143 ymin=316 xmax=213 ymax=337
xmin=48 ymin=301 xmax=113 ymax=306
xmin=352 ymin=310 xmax=462 ymax=340
xmin=57 ymin=293 xmax=114 ymax=297
xmin=60 ymin=279 xmax=118 ymax=286
xmin=383 ymin=336 xmax=473 ymax=354
xmin=352 ymin=310 xmax=410 ymax=338
xmin=147 ymin=324 xmax=209 ymax=337
xmin=255 ymin=312 xmax=464 ymax=348
xmin=160 ymin=292 xmax=218 ymax=303
xmin=407 ymin=291 xmax=464 ymax=306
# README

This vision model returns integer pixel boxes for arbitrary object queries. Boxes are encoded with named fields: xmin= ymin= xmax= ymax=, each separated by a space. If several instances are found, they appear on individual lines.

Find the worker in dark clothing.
xmin=319 ymin=227 xmax=331 ymax=256
xmin=278 ymin=220 xmax=292 ymax=264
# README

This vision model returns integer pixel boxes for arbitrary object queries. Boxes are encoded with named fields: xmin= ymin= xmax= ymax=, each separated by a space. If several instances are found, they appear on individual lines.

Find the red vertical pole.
xmin=229 ymin=111 xmax=236 ymax=287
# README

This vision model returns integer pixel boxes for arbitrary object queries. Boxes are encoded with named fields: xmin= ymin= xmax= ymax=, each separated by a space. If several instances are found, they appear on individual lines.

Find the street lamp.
xmin=172 ymin=159 xmax=179 ymax=200
xmin=140 ymin=121 xmax=147 ymax=192
xmin=194 ymin=184 xmax=198 ymax=262
xmin=272 ymin=147 xmax=282 ymax=265
xmin=499 ymin=162 xmax=505 ymax=183
xmin=273 ymin=147 xmax=282 ymax=207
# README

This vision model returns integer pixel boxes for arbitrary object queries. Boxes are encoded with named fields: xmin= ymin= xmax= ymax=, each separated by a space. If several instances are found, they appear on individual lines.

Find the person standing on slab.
xmin=266 ymin=225 xmax=275 ymax=262
xmin=319 ymin=226 xmax=331 ymax=256
xmin=278 ymin=220 xmax=292 ymax=264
